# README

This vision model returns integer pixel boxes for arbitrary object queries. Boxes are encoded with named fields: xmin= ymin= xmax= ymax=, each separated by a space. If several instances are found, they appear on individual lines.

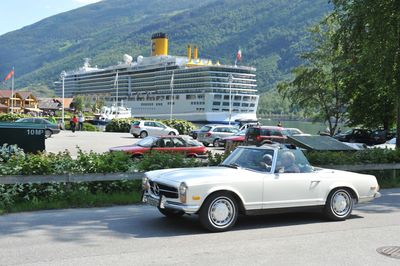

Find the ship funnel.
xmin=194 ymin=46 xmax=198 ymax=60
xmin=187 ymin=45 xmax=192 ymax=61
xmin=151 ymin=32 xmax=168 ymax=56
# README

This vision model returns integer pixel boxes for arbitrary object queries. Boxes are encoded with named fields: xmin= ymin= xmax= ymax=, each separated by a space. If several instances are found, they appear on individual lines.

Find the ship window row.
xmin=131 ymin=81 xmax=257 ymax=88
xmin=213 ymin=95 xmax=258 ymax=101
xmin=213 ymin=101 xmax=255 ymax=107
xmin=131 ymin=82 xmax=256 ymax=90
xmin=136 ymin=95 xmax=180 ymax=101
xmin=196 ymin=108 xmax=205 ymax=112
xmin=146 ymin=88 xmax=257 ymax=95
xmin=191 ymin=102 xmax=205 ymax=105
xmin=130 ymin=74 xmax=256 ymax=85
xmin=211 ymin=108 xmax=255 ymax=113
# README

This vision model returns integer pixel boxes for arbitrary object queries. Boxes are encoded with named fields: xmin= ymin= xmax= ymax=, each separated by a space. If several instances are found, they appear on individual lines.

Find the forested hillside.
xmin=0 ymin=0 xmax=330 ymax=96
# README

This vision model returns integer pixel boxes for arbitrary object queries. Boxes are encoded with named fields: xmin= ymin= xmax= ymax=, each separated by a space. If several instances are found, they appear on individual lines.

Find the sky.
xmin=0 ymin=0 xmax=102 ymax=36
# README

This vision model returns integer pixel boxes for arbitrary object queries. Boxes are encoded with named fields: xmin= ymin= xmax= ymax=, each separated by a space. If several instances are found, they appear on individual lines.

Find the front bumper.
xmin=358 ymin=192 xmax=381 ymax=203
xmin=142 ymin=192 xmax=200 ymax=214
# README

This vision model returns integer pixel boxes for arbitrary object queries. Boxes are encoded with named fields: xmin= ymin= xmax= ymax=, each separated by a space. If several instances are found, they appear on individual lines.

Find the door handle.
xmin=311 ymin=180 xmax=321 ymax=183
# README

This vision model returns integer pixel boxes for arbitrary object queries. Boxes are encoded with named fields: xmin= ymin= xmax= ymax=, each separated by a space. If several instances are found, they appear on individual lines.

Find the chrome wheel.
xmin=208 ymin=197 xmax=235 ymax=228
xmin=325 ymin=188 xmax=354 ymax=220
xmin=331 ymin=190 xmax=351 ymax=217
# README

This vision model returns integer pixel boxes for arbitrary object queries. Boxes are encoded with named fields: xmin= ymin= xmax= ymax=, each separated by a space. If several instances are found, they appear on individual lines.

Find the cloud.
xmin=73 ymin=0 xmax=102 ymax=4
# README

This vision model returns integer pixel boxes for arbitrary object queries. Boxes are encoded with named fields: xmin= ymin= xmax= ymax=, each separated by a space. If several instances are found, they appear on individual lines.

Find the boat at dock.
xmin=55 ymin=33 xmax=259 ymax=123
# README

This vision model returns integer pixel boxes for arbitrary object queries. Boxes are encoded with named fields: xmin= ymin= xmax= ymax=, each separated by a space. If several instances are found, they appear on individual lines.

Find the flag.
xmin=3 ymin=70 xmax=14 ymax=81
xmin=236 ymin=49 xmax=242 ymax=61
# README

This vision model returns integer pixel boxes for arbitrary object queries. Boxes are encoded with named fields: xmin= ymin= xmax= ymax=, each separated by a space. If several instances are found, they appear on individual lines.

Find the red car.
xmin=109 ymin=136 xmax=207 ymax=158
xmin=245 ymin=126 xmax=287 ymax=146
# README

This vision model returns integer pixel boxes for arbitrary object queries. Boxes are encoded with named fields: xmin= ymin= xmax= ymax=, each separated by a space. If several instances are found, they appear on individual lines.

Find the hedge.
xmin=105 ymin=118 xmax=196 ymax=135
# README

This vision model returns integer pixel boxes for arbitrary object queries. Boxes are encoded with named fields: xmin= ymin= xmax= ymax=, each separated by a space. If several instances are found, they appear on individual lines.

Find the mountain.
xmin=0 ymin=0 xmax=331 ymax=95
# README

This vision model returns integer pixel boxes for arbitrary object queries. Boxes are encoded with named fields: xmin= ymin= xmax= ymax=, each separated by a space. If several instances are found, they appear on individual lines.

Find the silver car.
xmin=197 ymin=124 xmax=239 ymax=146
xmin=130 ymin=120 xmax=179 ymax=138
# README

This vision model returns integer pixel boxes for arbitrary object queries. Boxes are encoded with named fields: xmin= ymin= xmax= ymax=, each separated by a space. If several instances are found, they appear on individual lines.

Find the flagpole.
xmin=228 ymin=74 xmax=233 ymax=125
xmin=11 ymin=67 xmax=14 ymax=114
xmin=170 ymin=70 xmax=174 ymax=121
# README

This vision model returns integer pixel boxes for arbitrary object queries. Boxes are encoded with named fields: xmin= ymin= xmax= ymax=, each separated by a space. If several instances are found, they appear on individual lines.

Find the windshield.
xmin=275 ymin=149 xmax=314 ymax=173
xmin=181 ymin=136 xmax=203 ymax=146
xmin=222 ymin=147 xmax=275 ymax=172
xmin=235 ymin=129 xmax=247 ymax=136
xmin=200 ymin=125 xmax=212 ymax=132
xmin=135 ymin=136 xmax=157 ymax=147
xmin=282 ymin=128 xmax=302 ymax=136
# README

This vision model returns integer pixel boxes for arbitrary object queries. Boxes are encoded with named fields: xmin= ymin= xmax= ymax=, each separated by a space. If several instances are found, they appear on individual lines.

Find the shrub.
xmin=0 ymin=180 xmax=141 ymax=210
xmin=136 ymin=151 xmax=200 ymax=171
xmin=104 ymin=118 xmax=195 ymax=134
xmin=161 ymin=119 xmax=195 ymax=135
xmin=0 ymin=113 xmax=27 ymax=122
xmin=0 ymin=144 xmax=25 ymax=163
xmin=105 ymin=118 xmax=135 ymax=132
xmin=305 ymin=149 xmax=400 ymax=166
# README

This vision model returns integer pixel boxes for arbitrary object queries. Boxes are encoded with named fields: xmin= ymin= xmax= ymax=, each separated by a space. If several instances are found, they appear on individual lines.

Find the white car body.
xmin=130 ymin=120 xmax=179 ymax=138
xmin=142 ymin=145 xmax=381 ymax=231
xmin=371 ymin=137 xmax=396 ymax=150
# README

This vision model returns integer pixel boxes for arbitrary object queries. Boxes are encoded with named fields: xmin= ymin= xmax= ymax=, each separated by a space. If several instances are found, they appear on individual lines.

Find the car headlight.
xmin=179 ymin=182 xmax=188 ymax=203
xmin=142 ymin=177 xmax=150 ymax=190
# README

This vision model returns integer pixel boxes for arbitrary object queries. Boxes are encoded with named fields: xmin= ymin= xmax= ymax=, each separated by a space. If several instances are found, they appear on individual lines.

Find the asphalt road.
xmin=45 ymin=131 xmax=223 ymax=157
xmin=0 ymin=189 xmax=399 ymax=266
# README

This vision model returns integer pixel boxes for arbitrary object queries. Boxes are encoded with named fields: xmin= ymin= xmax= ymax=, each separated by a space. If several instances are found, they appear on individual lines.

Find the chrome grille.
xmin=149 ymin=181 xmax=179 ymax=199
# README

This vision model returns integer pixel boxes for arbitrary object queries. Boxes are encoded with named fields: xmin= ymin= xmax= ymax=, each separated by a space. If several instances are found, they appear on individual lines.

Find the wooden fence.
xmin=1 ymin=164 xmax=400 ymax=185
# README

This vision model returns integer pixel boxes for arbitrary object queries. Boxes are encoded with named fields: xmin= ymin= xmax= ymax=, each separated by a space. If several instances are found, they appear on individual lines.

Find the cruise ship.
xmin=55 ymin=33 xmax=259 ymax=123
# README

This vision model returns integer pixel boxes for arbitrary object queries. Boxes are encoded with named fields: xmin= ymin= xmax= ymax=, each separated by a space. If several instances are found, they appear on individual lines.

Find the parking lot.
xmin=45 ymin=130 xmax=223 ymax=157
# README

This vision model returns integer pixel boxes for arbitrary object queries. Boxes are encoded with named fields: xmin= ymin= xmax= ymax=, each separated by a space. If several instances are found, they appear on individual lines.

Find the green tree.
xmin=72 ymin=96 xmax=85 ymax=112
xmin=332 ymin=0 xmax=400 ymax=146
xmin=278 ymin=15 xmax=348 ymax=136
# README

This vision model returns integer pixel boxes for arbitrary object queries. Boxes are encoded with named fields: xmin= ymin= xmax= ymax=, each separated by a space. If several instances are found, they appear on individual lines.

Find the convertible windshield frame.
xmin=221 ymin=147 xmax=277 ymax=173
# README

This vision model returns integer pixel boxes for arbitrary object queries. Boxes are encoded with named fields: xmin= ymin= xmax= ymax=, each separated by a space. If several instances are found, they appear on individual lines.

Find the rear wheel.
xmin=140 ymin=131 xmax=148 ymax=138
xmin=45 ymin=129 xmax=52 ymax=138
xmin=213 ymin=139 xmax=220 ymax=147
xmin=199 ymin=192 xmax=238 ymax=232
xmin=324 ymin=188 xmax=354 ymax=221
xmin=168 ymin=131 xmax=176 ymax=135
xmin=158 ymin=207 xmax=185 ymax=218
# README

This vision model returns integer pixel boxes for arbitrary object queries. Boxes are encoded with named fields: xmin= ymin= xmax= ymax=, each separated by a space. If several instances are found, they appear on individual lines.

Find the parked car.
xmin=282 ymin=127 xmax=311 ymax=137
xmin=197 ymin=124 xmax=239 ymax=146
xmin=333 ymin=129 xmax=377 ymax=145
xmin=371 ymin=129 xmax=396 ymax=144
xmin=15 ymin=118 xmax=60 ymax=138
xmin=218 ymin=129 xmax=247 ymax=148
xmin=238 ymin=122 xmax=260 ymax=131
xmin=245 ymin=126 xmax=287 ymax=146
xmin=110 ymin=135 xmax=207 ymax=158
xmin=189 ymin=129 xmax=202 ymax=139
xmin=130 ymin=120 xmax=179 ymax=138
xmin=142 ymin=144 xmax=381 ymax=232
xmin=371 ymin=137 xmax=396 ymax=150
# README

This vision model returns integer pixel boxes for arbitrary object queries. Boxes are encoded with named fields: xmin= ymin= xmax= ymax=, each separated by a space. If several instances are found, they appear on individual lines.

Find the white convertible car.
xmin=142 ymin=144 xmax=381 ymax=232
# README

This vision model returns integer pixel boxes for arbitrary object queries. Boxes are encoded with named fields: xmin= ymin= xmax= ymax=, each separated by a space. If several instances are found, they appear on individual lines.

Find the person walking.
xmin=78 ymin=112 xmax=85 ymax=131
xmin=70 ymin=115 xmax=78 ymax=133
xmin=277 ymin=121 xmax=282 ymax=127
